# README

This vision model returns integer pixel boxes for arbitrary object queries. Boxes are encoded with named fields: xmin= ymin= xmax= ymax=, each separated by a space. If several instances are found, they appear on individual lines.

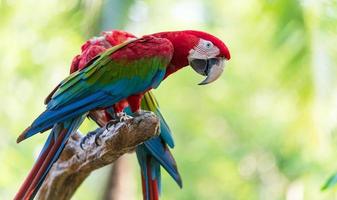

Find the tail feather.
xmin=25 ymin=128 xmax=68 ymax=199
xmin=141 ymin=174 xmax=146 ymax=200
xmin=15 ymin=116 xmax=84 ymax=200
xmin=142 ymin=91 xmax=174 ymax=148
xmin=147 ymin=157 xmax=160 ymax=200
xmin=139 ymin=153 xmax=160 ymax=200
xmin=14 ymin=135 xmax=55 ymax=200
xmin=144 ymin=138 xmax=182 ymax=187
xmin=141 ymin=91 xmax=182 ymax=187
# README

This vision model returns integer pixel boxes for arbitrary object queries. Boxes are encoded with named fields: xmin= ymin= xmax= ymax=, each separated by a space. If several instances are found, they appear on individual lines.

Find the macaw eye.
xmin=205 ymin=41 xmax=213 ymax=49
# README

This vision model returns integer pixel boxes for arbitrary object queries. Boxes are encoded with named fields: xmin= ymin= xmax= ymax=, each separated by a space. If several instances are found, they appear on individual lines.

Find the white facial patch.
xmin=188 ymin=39 xmax=220 ymax=60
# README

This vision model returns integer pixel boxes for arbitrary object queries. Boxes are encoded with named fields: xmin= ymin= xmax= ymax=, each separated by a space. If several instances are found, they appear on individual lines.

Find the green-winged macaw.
xmin=15 ymin=30 xmax=230 ymax=200
xmin=69 ymin=30 xmax=181 ymax=200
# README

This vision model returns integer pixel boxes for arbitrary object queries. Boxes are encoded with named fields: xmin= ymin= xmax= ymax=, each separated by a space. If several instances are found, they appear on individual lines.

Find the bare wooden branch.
xmin=37 ymin=112 xmax=159 ymax=200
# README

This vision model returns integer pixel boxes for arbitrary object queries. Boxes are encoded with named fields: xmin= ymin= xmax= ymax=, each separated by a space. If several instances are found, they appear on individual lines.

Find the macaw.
xmin=69 ymin=30 xmax=182 ymax=200
xmin=15 ymin=30 xmax=230 ymax=200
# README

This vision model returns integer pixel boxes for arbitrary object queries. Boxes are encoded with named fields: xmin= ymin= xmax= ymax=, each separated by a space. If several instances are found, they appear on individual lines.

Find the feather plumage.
xmin=17 ymin=36 xmax=173 ymax=142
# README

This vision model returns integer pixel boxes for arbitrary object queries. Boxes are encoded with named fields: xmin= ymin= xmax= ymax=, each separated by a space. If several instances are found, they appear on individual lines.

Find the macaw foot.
xmin=132 ymin=109 xmax=151 ymax=117
xmin=80 ymin=112 xmax=133 ymax=149
xmin=80 ymin=128 xmax=105 ymax=149
xmin=105 ymin=112 xmax=133 ymax=130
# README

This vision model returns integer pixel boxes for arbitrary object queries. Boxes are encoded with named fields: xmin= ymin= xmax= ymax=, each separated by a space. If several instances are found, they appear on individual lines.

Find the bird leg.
xmin=132 ymin=109 xmax=151 ymax=117
xmin=105 ymin=112 xmax=133 ymax=130
xmin=81 ymin=96 xmax=142 ymax=149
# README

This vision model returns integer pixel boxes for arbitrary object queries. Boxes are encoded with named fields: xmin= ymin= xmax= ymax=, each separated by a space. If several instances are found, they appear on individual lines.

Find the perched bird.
xmin=69 ymin=30 xmax=182 ymax=200
xmin=15 ymin=30 xmax=230 ymax=200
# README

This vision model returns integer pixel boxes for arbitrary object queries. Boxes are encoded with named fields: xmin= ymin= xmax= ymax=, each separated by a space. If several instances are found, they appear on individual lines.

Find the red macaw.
xmin=69 ymin=30 xmax=182 ymax=200
xmin=15 ymin=30 xmax=230 ymax=200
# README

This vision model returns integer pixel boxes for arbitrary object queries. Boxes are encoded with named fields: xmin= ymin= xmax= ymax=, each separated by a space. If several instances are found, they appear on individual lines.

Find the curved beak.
xmin=189 ymin=57 xmax=226 ymax=85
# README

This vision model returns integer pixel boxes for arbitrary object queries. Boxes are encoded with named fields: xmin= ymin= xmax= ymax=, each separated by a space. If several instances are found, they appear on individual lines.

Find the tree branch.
xmin=37 ymin=112 xmax=159 ymax=200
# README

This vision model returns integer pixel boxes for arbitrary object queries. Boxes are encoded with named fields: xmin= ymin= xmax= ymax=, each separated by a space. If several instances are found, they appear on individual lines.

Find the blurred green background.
xmin=1 ymin=0 xmax=337 ymax=199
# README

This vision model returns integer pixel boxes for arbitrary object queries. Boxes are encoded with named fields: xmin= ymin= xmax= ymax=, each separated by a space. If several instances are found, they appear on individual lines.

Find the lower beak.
xmin=190 ymin=58 xmax=226 ymax=85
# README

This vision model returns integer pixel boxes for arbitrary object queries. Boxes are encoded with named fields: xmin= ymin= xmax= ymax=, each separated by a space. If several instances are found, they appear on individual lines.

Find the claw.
xmin=119 ymin=115 xmax=133 ymax=121
xmin=80 ymin=129 xmax=100 ymax=149
xmin=94 ymin=128 xmax=104 ymax=146
xmin=105 ymin=112 xmax=133 ymax=130
xmin=105 ymin=120 xmax=118 ymax=131
xmin=116 ymin=112 xmax=133 ymax=121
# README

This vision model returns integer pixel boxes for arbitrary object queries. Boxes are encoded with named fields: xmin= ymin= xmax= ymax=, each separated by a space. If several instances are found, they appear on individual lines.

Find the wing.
xmin=19 ymin=36 xmax=174 ymax=141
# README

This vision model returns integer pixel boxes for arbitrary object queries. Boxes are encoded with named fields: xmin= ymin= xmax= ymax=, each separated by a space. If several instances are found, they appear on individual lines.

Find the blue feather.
xmin=144 ymin=138 xmax=182 ymax=187
xmin=156 ymin=110 xmax=174 ymax=148
xmin=151 ymin=70 xmax=166 ymax=89
xmin=31 ymin=116 xmax=85 ymax=199
xmin=24 ymin=75 xmax=161 ymax=140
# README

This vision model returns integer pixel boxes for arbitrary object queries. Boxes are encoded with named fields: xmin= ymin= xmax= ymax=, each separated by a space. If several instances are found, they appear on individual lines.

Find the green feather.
xmin=48 ymin=37 xmax=173 ymax=110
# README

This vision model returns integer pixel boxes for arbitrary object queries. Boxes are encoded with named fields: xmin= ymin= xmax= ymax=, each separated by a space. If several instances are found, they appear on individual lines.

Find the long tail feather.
xmin=142 ymin=92 xmax=174 ymax=147
xmin=14 ymin=134 xmax=55 ymax=200
xmin=141 ymin=91 xmax=182 ymax=186
xmin=144 ymin=139 xmax=182 ymax=187
xmin=147 ymin=157 xmax=160 ymax=200
xmin=15 ymin=116 xmax=84 ymax=200
xmin=137 ymin=149 xmax=160 ymax=200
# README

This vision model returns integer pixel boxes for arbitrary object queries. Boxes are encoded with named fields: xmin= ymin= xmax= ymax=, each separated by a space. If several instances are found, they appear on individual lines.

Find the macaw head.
xmin=185 ymin=30 xmax=230 ymax=85
xmin=155 ymin=30 xmax=230 ymax=84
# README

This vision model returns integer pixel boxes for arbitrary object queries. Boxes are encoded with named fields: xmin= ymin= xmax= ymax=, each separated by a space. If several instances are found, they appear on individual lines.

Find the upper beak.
xmin=189 ymin=57 xmax=226 ymax=85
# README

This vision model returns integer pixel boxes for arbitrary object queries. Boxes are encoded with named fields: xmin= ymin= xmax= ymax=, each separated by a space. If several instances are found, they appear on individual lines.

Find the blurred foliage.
xmin=322 ymin=173 xmax=337 ymax=191
xmin=1 ymin=0 xmax=337 ymax=199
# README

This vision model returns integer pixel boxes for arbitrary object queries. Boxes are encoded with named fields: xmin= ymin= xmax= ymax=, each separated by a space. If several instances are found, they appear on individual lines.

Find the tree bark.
xmin=37 ymin=112 xmax=159 ymax=200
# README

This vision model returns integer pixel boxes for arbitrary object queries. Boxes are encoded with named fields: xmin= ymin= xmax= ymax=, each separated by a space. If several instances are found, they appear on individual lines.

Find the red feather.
xmin=14 ymin=139 xmax=55 ymax=200
xmin=15 ymin=128 xmax=68 ymax=200
xmin=141 ymin=157 xmax=159 ymax=200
